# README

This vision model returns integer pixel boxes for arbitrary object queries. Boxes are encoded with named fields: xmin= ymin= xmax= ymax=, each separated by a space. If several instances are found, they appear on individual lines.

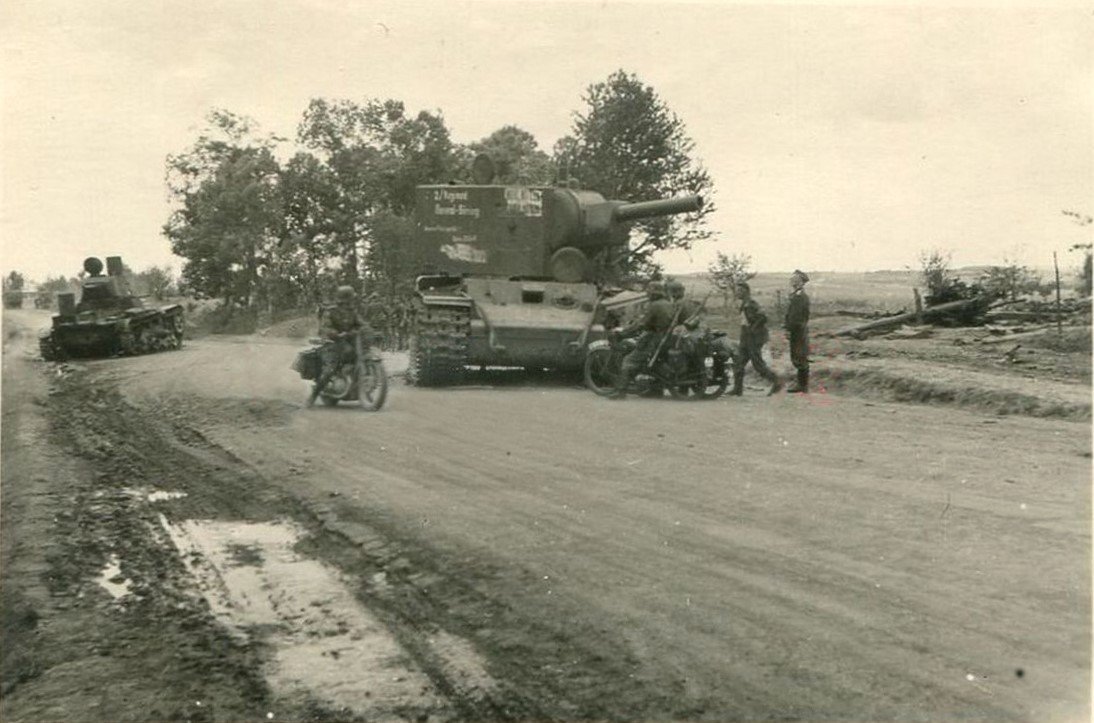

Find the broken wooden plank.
xmin=834 ymin=297 xmax=989 ymax=338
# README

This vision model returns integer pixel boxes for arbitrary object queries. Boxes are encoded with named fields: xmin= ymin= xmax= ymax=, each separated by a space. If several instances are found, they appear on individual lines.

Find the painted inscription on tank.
xmin=432 ymin=188 xmax=481 ymax=218
xmin=440 ymin=243 xmax=487 ymax=263
xmin=505 ymin=187 xmax=542 ymax=217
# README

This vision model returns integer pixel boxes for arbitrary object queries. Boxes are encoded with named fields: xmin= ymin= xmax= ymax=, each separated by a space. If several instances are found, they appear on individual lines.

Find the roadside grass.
xmin=815 ymin=364 xmax=1091 ymax=421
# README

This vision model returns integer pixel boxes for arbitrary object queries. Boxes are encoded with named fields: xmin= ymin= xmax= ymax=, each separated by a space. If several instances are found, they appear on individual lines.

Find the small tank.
xmin=407 ymin=155 xmax=703 ymax=385
xmin=39 ymin=256 xmax=184 ymax=361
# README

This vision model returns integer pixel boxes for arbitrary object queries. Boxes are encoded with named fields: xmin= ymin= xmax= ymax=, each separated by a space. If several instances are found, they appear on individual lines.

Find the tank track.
xmin=125 ymin=311 xmax=185 ymax=355
xmin=407 ymin=301 xmax=470 ymax=386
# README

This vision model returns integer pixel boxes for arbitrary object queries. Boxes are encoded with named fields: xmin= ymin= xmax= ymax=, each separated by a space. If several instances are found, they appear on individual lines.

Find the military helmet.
xmin=335 ymin=285 xmax=356 ymax=303
xmin=665 ymin=280 xmax=685 ymax=299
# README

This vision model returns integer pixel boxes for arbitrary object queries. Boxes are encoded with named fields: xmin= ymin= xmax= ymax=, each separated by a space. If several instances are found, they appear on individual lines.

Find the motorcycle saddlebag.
xmin=292 ymin=347 xmax=322 ymax=380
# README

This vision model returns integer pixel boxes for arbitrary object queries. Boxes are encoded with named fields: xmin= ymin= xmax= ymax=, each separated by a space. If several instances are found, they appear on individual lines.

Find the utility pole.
xmin=1053 ymin=251 xmax=1062 ymax=338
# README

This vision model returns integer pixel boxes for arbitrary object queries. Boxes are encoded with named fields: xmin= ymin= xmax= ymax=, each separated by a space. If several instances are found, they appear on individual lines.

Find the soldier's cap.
xmin=792 ymin=270 xmax=810 ymax=283
xmin=335 ymin=285 xmax=356 ymax=302
xmin=736 ymin=281 xmax=751 ymax=293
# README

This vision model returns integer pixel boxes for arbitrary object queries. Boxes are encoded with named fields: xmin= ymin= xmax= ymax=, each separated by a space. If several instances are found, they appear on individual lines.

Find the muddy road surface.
xmin=2 ymin=308 xmax=1090 ymax=722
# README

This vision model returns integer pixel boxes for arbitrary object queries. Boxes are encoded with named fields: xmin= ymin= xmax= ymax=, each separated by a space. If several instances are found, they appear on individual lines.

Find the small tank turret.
xmin=407 ymin=156 xmax=704 ymax=385
xmin=39 ymin=256 xmax=184 ymax=361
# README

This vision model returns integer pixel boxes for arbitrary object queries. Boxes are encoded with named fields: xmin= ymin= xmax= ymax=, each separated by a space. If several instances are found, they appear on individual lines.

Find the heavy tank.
xmin=39 ymin=256 xmax=184 ymax=361
xmin=407 ymin=157 xmax=703 ymax=385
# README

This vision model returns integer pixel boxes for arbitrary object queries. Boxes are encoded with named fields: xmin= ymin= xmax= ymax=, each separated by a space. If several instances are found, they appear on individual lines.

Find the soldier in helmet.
xmin=307 ymin=285 xmax=370 ymax=407
xmin=784 ymin=270 xmax=811 ymax=393
xmin=731 ymin=281 xmax=782 ymax=396
xmin=611 ymin=280 xmax=676 ymax=399
xmin=665 ymin=280 xmax=702 ymax=332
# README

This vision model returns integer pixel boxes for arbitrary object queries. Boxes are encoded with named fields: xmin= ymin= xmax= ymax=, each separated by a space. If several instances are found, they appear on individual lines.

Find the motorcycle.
xmin=293 ymin=330 xmax=388 ymax=411
xmin=583 ymin=327 xmax=734 ymax=400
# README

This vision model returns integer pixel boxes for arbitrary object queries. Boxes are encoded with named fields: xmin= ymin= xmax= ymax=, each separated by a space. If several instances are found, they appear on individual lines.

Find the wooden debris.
xmin=834 ymin=298 xmax=989 ymax=338
xmin=884 ymin=325 xmax=934 ymax=340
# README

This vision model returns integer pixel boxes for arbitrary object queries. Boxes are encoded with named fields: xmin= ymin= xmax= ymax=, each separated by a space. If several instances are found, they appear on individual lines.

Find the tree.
xmin=1071 ymin=244 xmax=1093 ymax=295
xmin=296 ymin=98 xmax=463 ymax=285
xmin=553 ymin=70 xmax=715 ymax=275
xmin=281 ymin=151 xmax=344 ymax=306
xmin=981 ymin=261 xmax=1040 ymax=302
xmin=132 ymin=265 xmax=176 ymax=301
xmin=363 ymin=210 xmax=430 ymax=301
xmin=3 ymin=271 xmax=25 ymax=292
xmin=1063 ymin=210 xmax=1093 ymax=295
xmin=707 ymin=252 xmax=755 ymax=310
xmin=164 ymin=110 xmax=286 ymax=311
xmin=34 ymin=275 xmax=77 ymax=308
xmin=919 ymin=249 xmax=963 ymax=304
xmin=465 ymin=125 xmax=554 ymax=185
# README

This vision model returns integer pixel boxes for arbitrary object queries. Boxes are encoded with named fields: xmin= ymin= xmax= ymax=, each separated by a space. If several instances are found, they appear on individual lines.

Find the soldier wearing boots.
xmin=307 ymin=285 xmax=369 ymax=407
xmin=784 ymin=270 xmax=811 ymax=393
xmin=731 ymin=282 xmax=781 ymax=396
xmin=611 ymin=280 xmax=676 ymax=399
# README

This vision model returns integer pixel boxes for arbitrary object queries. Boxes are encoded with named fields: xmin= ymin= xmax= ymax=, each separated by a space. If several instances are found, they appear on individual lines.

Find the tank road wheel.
xmin=583 ymin=346 xmax=620 ymax=397
xmin=117 ymin=330 xmax=136 ymax=356
xmin=39 ymin=335 xmax=58 ymax=362
xmin=407 ymin=303 xmax=470 ymax=387
xmin=171 ymin=315 xmax=185 ymax=349
xmin=356 ymin=359 xmax=388 ymax=411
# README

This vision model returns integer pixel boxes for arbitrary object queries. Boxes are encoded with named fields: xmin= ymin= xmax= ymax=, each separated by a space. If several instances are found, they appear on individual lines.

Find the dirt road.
xmin=2 ymin=308 xmax=1090 ymax=721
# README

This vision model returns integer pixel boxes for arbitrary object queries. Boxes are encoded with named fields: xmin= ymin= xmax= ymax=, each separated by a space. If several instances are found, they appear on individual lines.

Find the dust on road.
xmin=2 ymin=309 xmax=1090 ymax=721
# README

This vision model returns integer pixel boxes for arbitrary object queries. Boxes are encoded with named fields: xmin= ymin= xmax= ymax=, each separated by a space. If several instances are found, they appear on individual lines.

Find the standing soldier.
xmin=784 ymin=270 xmax=811 ymax=393
xmin=611 ymin=280 xmax=676 ymax=399
xmin=731 ymin=282 xmax=782 ymax=396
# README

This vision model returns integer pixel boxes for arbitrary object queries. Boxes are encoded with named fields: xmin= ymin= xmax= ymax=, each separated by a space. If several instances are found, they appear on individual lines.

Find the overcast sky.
xmin=2 ymin=0 xmax=1091 ymax=284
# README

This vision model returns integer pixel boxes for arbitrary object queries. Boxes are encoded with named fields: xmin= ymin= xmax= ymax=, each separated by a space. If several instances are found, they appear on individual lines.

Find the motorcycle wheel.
xmin=320 ymin=394 xmax=340 ymax=407
xmin=693 ymin=355 xmax=729 ymax=399
xmin=357 ymin=359 xmax=388 ymax=411
xmin=583 ymin=347 xmax=619 ymax=397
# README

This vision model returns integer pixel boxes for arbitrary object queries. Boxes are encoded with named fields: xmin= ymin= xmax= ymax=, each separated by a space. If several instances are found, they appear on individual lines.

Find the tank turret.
xmin=414 ymin=183 xmax=702 ymax=283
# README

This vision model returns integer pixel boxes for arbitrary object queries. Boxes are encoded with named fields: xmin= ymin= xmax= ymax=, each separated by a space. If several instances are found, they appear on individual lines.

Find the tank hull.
xmin=409 ymin=276 xmax=646 ymax=384
xmin=40 ymin=306 xmax=184 ymax=361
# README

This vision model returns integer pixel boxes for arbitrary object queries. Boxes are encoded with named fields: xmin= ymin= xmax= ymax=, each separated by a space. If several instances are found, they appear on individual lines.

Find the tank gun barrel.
xmin=611 ymin=194 xmax=703 ymax=223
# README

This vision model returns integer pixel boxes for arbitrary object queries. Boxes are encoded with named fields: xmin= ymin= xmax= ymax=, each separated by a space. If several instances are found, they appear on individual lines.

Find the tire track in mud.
xmin=39 ymin=364 xmax=682 ymax=721
xmin=3 ymin=319 xmax=270 ymax=722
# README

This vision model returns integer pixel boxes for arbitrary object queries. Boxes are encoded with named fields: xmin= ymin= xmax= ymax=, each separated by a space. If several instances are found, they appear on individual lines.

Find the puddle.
xmin=148 ymin=490 xmax=188 ymax=502
xmin=158 ymin=516 xmax=447 ymax=718
xmin=96 ymin=554 xmax=132 ymax=599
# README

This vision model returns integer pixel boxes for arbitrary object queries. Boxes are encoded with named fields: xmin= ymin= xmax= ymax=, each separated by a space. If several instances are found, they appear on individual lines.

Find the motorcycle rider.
xmin=666 ymin=280 xmax=703 ymax=332
xmin=307 ymin=285 xmax=370 ymax=407
xmin=666 ymin=279 xmax=734 ymax=385
xmin=611 ymin=280 xmax=676 ymax=399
